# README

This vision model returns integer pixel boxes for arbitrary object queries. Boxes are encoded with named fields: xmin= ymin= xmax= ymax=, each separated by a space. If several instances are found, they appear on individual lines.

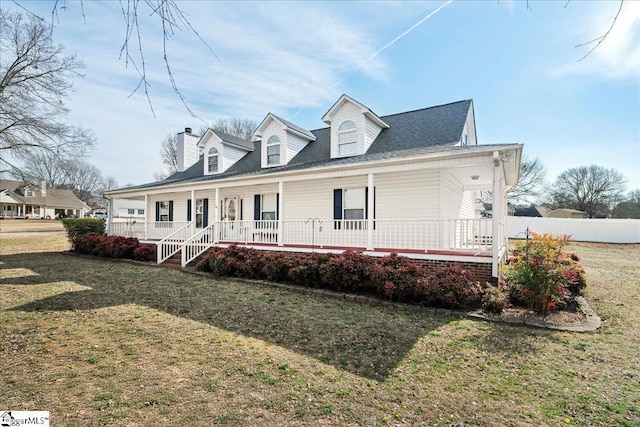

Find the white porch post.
xmin=366 ymin=173 xmax=374 ymax=251
xmin=491 ymin=151 xmax=502 ymax=281
xmin=144 ymin=194 xmax=148 ymax=240
xmin=190 ymin=189 xmax=195 ymax=233
xmin=214 ymin=187 xmax=219 ymax=242
xmin=278 ymin=181 xmax=284 ymax=247
xmin=107 ymin=198 xmax=114 ymax=235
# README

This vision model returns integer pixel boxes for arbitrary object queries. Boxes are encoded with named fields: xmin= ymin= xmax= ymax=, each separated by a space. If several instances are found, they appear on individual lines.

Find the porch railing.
xmin=108 ymin=221 xmax=146 ymax=239
xmin=156 ymin=222 xmax=193 ymax=264
xmin=109 ymin=218 xmax=493 ymax=263
xmin=182 ymin=223 xmax=216 ymax=267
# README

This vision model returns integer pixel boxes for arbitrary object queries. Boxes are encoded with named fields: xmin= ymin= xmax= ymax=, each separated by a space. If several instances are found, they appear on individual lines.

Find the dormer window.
xmin=24 ymin=187 xmax=34 ymax=197
xmin=208 ymin=147 xmax=219 ymax=173
xmin=338 ymin=121 xmax=357 ymax=155
xmin=266 ymin=135 xmax=280 ymax=165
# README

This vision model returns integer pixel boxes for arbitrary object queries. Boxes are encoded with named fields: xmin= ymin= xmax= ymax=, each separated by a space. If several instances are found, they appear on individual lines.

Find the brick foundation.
xmin=411 ymin=259 xmax=493 ymax=283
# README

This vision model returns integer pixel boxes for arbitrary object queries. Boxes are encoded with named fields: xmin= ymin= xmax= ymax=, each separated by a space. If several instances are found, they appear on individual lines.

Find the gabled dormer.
xmin=197 ymin=129 xmax=254 ymax=175
xmin=322 ymin=94 xmax=390 ymax=159
xmin=253 ymin=113 xmax=315 ymax=168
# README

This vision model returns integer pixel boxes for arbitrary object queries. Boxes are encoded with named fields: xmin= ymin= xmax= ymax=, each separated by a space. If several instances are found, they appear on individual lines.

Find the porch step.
xmin=160 ymin=251 xmax=183 ymax=270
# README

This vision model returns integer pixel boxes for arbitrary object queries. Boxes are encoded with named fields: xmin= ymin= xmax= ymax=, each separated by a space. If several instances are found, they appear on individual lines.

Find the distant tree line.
xmin=489 ymin=157 xmax=637 ymax=219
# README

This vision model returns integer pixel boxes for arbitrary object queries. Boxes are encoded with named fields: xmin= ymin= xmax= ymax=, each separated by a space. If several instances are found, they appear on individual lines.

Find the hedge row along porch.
xmin=104 ymin=95 xmax=522 ymax=281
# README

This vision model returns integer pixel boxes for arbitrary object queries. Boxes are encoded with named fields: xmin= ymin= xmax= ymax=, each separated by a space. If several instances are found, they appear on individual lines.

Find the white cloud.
xmin=554 ymin=1 xmax=640 ymax=80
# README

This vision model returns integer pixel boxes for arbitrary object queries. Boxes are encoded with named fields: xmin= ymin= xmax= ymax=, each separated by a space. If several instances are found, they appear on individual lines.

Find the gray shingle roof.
xmin=270 ymin=114 xmax=316 ymax=140
xmin=118 ymin=100 xmax=474 ymax=191
xmin=0 ymin=179 xmax=90 ymax=209
xmin=209 ymin=129 xmax=254 ymax=150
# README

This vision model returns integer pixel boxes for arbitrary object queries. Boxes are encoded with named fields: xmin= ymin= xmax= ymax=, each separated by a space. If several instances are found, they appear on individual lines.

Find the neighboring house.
xmin=514 ymin=205 xmax=548 ymax=217
xmin=0 ymin=179 xmax=90 ymax=219
xmin=548 ymin=208 xmax=585 ymax=219
xmin=481 ymin=202 xmax=515 ymax=218
xmin=105 ymin=95 xmax=522 ymax=281
xmin=110 ymin=198 xmax=146 ymax=220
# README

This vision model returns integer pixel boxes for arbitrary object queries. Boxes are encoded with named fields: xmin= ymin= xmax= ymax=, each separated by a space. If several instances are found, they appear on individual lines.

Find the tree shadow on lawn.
xmin=2 ymin=252 xmax=453 ymax=382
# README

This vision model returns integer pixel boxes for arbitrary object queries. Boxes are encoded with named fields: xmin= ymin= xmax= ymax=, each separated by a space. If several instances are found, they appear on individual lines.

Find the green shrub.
xmin=423 ymin=265 xmax=485 ymax=309
xmin=502 ymin=232 xmax=586 ymax=315
xmin=62 ymin=217 xmax=106 ymax=241
xmin=482 ymin=285 xmax=507 ymax=314
xmin=370 ymin=254 xmax=425 ymax=301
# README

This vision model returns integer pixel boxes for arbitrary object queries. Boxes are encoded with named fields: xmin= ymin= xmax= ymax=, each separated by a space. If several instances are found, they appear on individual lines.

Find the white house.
xmin=105 ymin=95 xmax=522 ymax=281
xmin=1 ymin=179 xmax=90 ymax=219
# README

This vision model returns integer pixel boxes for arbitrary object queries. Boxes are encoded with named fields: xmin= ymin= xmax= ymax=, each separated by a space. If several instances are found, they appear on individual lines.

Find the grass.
xmin=1 ymin=235 xmax=639 ymax=426
xmin=0 ymin=219 xmax=65 ymax=233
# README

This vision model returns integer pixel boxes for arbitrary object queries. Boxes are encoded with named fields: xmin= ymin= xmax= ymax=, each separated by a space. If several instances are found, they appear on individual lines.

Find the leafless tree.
xmin=62 ymin=159 xmax=104 ymax=205
xmin=0 ymin=10 xmax=95 ymax=176
xmin=159 ymin=133 xmax=179 ymax=175
xmin=611 ymin=189 xmax=640 ymax=219
xmin=483 ymin=156 xmax=547 ymax=205
xmin=506 ymin=156 xmax=547 ymax=204
xmin=547 ymin=165 xmax=626 ymax=218
xmin=210 ymin=118 xmax=257 ymax=142
xmin=13 ymin=149 xmax=69 ymax=187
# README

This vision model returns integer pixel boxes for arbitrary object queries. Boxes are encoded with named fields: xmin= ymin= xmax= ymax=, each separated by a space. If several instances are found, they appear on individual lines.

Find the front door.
xmin=220 ymin=197 xmax=239 ymax=241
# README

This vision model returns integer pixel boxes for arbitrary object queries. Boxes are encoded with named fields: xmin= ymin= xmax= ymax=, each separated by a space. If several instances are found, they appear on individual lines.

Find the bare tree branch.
xmin=0 ymin=10 xmax=95 ymax=177
xmin=575 ymin=0 xmax=624 ymax=61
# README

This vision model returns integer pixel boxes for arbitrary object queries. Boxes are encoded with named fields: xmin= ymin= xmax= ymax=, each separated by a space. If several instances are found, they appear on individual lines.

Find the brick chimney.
xmin=40 ymin=180 xmax=47 ymax=197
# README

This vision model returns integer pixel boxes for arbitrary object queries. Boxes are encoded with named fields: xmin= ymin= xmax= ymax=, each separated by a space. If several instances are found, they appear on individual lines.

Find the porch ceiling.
xmin=447 ymin=164 xmax=494 ymax=189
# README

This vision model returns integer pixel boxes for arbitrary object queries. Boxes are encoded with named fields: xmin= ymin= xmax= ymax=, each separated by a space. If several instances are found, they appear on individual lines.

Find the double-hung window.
xmin=158 ymin=200 xmax=169 ymax=221
xmin=334 ymin=188 xmax=369 ymax=230
xmin=338 ymin=120 xmax=357 ymax=155
xmin=266 ymin=135 xmax=280 ymax=165
xmin=261 ymin=194 xmax=277 ymax=221
xmin=208 ymin=147 xmax=219 ymax=173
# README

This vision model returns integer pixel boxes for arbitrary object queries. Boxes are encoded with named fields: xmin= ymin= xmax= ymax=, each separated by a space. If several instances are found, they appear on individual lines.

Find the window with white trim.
xmin=127 ymin=208 xmax=135 ymax=215
xmin=24 ymin=187 xmax=34 ymax=197
xmin=159 ymin=201 xmax=170 ymax=221
xmin=138 ymin=209 xmax=145 ymax=215
xmin=343 ymin=188 xmax=365 ymax=220
xmin=261 ymin=193 xmax=277 ymax=220
xmin=208 ymin=147 xmax=219 ymax=173
xmin=338 ymin=120 xmax=357 ymax=155
xmin=266 ymin=135 xmax=280 ymax=165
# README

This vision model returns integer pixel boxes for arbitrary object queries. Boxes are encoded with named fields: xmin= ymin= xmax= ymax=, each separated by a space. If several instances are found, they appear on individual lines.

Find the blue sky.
xmin=7 ymin=1 xmax=639 ymax=193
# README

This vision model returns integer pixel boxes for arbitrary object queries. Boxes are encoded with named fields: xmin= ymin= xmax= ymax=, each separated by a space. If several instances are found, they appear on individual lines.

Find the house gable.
xmin=322 ymin=94 xmax=389 ymax=159
xmin=253 ymin=113 xmax=315 ymax=168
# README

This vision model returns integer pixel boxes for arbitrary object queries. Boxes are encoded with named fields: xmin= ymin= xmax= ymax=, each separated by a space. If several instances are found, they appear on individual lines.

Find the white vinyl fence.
xmin=507 ymin=217 xmax=640 ymax=244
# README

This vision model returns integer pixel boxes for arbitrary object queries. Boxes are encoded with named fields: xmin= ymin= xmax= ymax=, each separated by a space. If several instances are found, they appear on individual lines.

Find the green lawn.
xmin=1 ymin=236 xmax=639 ymax=426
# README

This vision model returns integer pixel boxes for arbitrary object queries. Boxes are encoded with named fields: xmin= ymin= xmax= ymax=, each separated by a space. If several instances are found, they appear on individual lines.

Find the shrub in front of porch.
xmin=501 ymin=232 xmax=587 ymax=315
xmin=196 ymin=245 xmax=486 ymax=309
xmin=62 ymin=218 xmax=106 ymax=241
xmin=72 ymin=233 xmax=156 ymax=262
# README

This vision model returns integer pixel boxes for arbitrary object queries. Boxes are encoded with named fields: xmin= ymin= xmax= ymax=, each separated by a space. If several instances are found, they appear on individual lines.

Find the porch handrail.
xmin=157 ymin=221 xmax=193 ymax=264
xmin=181 ymin=223 xmax=217 ymax=267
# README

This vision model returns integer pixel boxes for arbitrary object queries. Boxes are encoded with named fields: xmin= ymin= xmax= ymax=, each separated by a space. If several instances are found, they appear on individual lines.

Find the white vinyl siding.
xmin=223 ymin=145 xmax=247 ymax=171
xmin=284 ymin=176 xmax=366 ymax=220
xmin=330 ymin=102 xmax=363 ymax=158
xmin=364 ymin=116 xmax=383 ymax=152
xmin=286 ymin=133 xmax=308 ymax=163
xmin=462 ymin=104 xmax=477 ymax=146
xmin=375 ymin=170 xmax=440 ymax=219
xmin=440 ymin=170 xmax=473 ymax=219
